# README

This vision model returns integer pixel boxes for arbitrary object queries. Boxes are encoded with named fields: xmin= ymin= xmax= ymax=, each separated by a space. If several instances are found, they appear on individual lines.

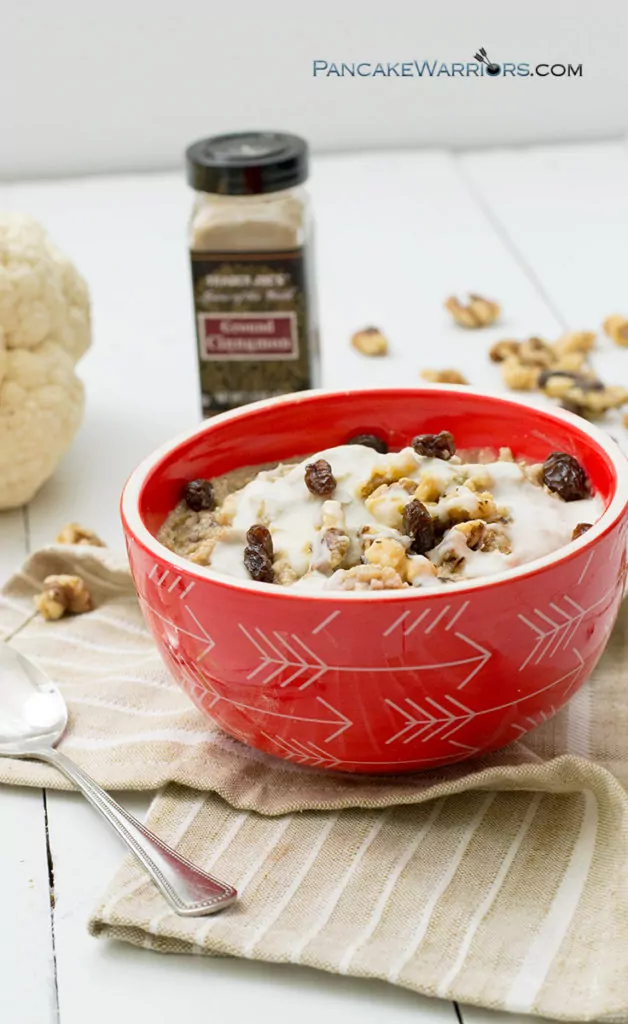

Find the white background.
xmin=1 ymin=0 xmax=627 ymax=180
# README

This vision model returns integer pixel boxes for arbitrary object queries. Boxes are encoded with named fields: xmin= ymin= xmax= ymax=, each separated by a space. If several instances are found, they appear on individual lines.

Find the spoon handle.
xmin=36 ymin=747 xmax=237 ymax=917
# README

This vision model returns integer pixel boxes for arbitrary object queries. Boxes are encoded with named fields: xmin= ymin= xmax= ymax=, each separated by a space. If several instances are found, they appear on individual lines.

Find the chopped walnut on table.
xmin=56 ymin=523 xmax=106 ymax=547
xmin=350 ymin=326 xmax=389 ymax=356
xmin=517 ymin=337 xmax=555 ymax=368
xmin=489 ymin=339 xmax=520 ymax=363
xmin=500 ymin=356 xmax=540 ymax=391
xmin=553 ymin=351 xmax=588 ymax=373
xmin=553 ymin=331 xmax=596 ymax=356
xmin=489 ymin=322 xmax=628 ymax=421
xmin=34 ymin=574 xmax=92 ymax=621
xmin=603 ymin=315 xmax=628 ymax=347
xmin=445 ymin=294 xmax=501 ymax=328
xmin=539 ymin=370 xmax=628 ymax=419
xmin=420 ymin=368 xmax=469 ymax=385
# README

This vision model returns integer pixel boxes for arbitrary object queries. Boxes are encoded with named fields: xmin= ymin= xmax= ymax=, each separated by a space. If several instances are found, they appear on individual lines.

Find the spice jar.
xmin=186 ymin=131 xmax=319 ymax=416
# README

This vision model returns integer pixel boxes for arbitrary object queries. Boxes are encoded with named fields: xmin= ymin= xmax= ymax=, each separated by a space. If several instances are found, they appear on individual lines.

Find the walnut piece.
xmin=492 ymin=332 xmax=610 ymax=409
xmin=420 ymin=368 xmax=468 ymax=385
xmin=553 ymin=352 xmax=587 ymax=373
xmin=405 ymin=555 xmax=438 ymax=585
xmin=553 ymin=331 xmax=596 ymax=356
xmin=522 ymin=462 xmax=544 ymax=487
xmin=364 ymin=484 xmax=406 ymax=529
xmin=481 ymin=524 xmax=512 ymax=554
xmin=518 ymin=337 xmax=554 ymax=368
xmin=414 ymin=472 xmax=446 ymax=503
xmin=453 ymin=519 xmax=487 ymax=550
xmin=541 ymin=373 xmax=578 ymax=400
xmin=332 ymin=564 xmax=405 ymax=591
xmin=445 ymin=294 xmax=500 ymax=329
xmin=465 ymin=469 xmax=494 ymax=493
xmin=319 ymin=529 xmax=351 ymax=570
xmin=565 ymin=385 xmax=628 ymax=418
xmin=359 ymin=449 xmax=419 ymax=499
xmin=351 ymin=326 xmax=389 ymax=356
xmin=363 ymin=536 xmax=408 ymax=574
xmin=500 ymin=356 xmax=540 ymax=391
xmin=489 ymin=339 xmax=520 ymax=362
xmin=34 ymin=574 xmax=92 ymax=621
xmin=56 ymin=523 xmax=106 ymax=547
xmin=603 ymin=315 xmax=628 ymax=347
xmin=273 ymin=558 xmax=298 ymax=586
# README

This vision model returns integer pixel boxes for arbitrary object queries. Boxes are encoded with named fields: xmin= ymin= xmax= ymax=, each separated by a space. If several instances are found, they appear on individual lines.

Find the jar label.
xmin=198 ymin=312 xmax=299 ymax=360
xmin=190 ymin=248 xmax=314 ymax=415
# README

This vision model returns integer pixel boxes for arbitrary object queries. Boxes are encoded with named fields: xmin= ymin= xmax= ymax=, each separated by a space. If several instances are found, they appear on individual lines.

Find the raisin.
xmin=305 ymin=459 xmax=336 ymax=496
xmin=578 ymin=379 xmax=605 ymax=393
xmin=542 ymin=452 xmax=590 ymax=502
xmin=561 ymin=401 xmax=586 ymax=418
xmin=412 ymin=431 xmax=456 ymax=461
xmin=538 ymin=369 xmax=576 ymax=388
xmin=538 ymin=369 xmax=604 ymax=392
xmin=572 ymin=522 xmax=593 ymax=540
xmin=402 ymin=498 xmax=435 ymax=554
xmin=243 ymin=546 xmax=274 ymax=583
xmin=347 ymin=433 xmax=388 ymax=454
xmin=183 ymin=478 xmax=215 ymax=512
xmin=246 ymin=524 xmax=273 ymax=558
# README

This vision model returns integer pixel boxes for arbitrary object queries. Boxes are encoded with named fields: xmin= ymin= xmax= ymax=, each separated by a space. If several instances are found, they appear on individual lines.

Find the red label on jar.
xmin=198 ymin=312 xmax=299 ymax=361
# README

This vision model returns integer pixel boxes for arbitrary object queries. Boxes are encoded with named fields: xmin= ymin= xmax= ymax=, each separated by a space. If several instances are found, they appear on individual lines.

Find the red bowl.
xmin=121 ymin=388 xmax=628 ymax=774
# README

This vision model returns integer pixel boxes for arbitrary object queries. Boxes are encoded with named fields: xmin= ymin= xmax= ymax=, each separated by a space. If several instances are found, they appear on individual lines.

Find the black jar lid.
xmin=186 ymin=132 xmax=309 ymax=196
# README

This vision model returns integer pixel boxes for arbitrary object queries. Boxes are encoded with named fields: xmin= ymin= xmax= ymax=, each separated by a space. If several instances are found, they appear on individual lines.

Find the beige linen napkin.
xmin=3 ymin=547 xmax=628 ymax=1020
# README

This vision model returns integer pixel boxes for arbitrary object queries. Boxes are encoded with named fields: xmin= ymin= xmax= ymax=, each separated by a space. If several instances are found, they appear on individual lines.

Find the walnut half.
xmin=420 ymin=368 xmax=468 ymax=385
xmin=603 ymin=315 xmax=628 ymax=347
xmin=350 ymin=326 xmax=389 ymax=356
xmin=56 ymin=523 xmax=106 ymax=547
xmin=34 ymin=575 xmax=92 ymax=621
xmin=445 ymin=294 xmax=500 ymax=329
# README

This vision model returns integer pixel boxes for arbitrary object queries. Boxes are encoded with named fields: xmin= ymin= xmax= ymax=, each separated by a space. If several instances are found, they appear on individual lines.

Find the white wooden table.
xmin=2 ymin=141 xmax=628 ymax=1024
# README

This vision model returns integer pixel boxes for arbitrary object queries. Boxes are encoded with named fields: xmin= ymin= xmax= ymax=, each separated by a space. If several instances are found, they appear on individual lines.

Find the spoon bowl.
xmin=0 ymin=645 xmax=67 ymax=753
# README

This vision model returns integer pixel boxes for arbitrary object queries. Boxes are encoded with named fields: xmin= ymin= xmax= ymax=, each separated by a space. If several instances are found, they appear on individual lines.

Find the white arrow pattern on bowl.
xmin=385 ymin=650 xmax=585 ymax=747
xmin=238 ymin=602 xmax=491 ymax=692
xmin=518 ymin=578 xmax=619 ymax=671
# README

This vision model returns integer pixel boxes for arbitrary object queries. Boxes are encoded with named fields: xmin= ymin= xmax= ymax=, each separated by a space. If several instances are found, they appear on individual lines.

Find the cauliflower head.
xmin=0 ymin=214 xmax=91 ymax=509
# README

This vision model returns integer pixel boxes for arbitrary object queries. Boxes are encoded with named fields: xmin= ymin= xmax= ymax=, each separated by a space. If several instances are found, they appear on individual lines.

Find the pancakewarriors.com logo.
xmin=312 ymin=46 xmax=583 ymax=78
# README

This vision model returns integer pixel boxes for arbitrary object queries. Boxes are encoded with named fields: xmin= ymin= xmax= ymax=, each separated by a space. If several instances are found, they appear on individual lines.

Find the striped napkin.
xmin=2 ymin=547 xmax=628 ymax=1021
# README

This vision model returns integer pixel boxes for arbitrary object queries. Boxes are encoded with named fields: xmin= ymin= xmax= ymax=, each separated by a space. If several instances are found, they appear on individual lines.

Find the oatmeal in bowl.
xmin=158 ymin=430 xmax=602 ymax=592
xmin=122 ymin=387 xmax=628 ymax=774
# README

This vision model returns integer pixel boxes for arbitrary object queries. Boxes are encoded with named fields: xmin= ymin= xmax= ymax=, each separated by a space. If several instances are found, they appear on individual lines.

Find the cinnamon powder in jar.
xmin=186 ymin=132 xmax=320 ymax=416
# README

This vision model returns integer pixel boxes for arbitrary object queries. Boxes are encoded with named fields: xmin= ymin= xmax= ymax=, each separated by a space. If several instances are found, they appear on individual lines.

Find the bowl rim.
xmin=121 ymin=386 xmax=628 ymax=601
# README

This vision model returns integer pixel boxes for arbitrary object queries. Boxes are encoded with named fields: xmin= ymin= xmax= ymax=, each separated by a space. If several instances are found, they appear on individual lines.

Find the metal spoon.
xmin=0 ymin=643 xmax=237 ymax=916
